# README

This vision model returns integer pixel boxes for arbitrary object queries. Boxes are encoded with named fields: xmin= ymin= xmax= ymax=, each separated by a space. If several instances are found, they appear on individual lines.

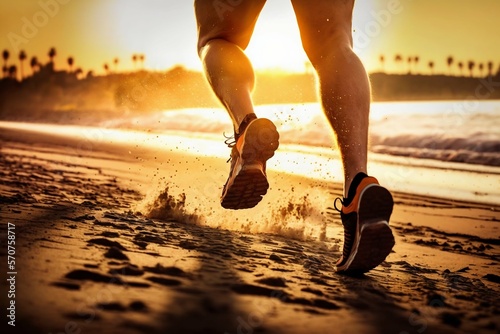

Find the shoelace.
xmin=223 ymin=132 xmax=236 ymax=148
xmin=333 ymin=197 xmax=344 ymax=213
xmin=223 ymin=132 xmax=238 ymax=163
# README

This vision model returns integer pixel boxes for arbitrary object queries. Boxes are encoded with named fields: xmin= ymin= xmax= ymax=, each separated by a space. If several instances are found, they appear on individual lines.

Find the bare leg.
xmin=291 ymin=0 xmax=370 ymax=197
xmin=194 ymin=0 xmax=266 ymax=134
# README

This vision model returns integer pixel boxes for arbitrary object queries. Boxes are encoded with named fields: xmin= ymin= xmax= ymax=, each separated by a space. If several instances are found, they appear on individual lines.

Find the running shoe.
xmin=221 ymin=114 xmax=279 ymax=210
xmin=335 ymin=173 xmax=395 ymax=274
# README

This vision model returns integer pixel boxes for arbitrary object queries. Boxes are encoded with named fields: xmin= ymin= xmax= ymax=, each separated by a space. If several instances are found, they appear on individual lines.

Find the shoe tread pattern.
xmin=343 ymin=186 xmax=395 ymax=274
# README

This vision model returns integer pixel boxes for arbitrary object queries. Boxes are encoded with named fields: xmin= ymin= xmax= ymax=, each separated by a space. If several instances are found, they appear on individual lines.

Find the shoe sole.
xmin=337 ymin=185 xmax=395 ymax=274
xmin=221 ymin=118 xmax=279 ymax=210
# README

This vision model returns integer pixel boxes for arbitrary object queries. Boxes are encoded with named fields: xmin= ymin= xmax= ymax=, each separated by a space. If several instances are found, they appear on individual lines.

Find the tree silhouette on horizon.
xmin=394 ymin=54 xmax=403 ymax=73
xmin=407 ymin=56 xmax=412 ymax=74
xmin=48 ymin=47 xmax=57 ymax=64
xmin=2 ymin=49 xmax=9 ymax=78
xmin=457 ymin=61 xmax=464 ymax=76
xmin=8 ymin=65 xmax=17 ymax=79
xmin=478 ymin=63 xmax=484 ymax=77
xmin=132 ymin=54 xmax=137 ymax=70
xmin=30 ymin=56 xmax=39 ymax=75
xmin=428 ymin=61 xmax=434 ymax=74
xmin=379 ymin=55 xmax=385 ymax=72
xmin=18 ymin=50 xmax=27 ymax=80
xmin=446 ymin=56 xmax=454 ymax=75
xmin=413 ymin=56 xmax=419 ymax=74
xmin=467 ymin=60 xmax=475 ymax=77
xmin=487 ymin=61 xmax=493 ymax=77
xmin=103 ymin=63 xmax=109 ymax=74
xmin=67 ymin=56 xmax=74 ymax=72
xmin=113 ymin=57 xmax=119 ymax=72
xmin=139 ymin=54 xmax=145 ymax=70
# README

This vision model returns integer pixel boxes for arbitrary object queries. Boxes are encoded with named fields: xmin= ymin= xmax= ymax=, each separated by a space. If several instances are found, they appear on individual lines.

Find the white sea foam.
xmin=100 ymin=101 xmax=500 ymax=166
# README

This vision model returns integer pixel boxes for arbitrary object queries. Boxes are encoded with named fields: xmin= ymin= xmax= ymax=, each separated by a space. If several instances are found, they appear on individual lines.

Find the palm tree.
xmin=446 ymin=56 xmax=454 ymax=75
xmin=428 ymin=61 xmax=434 ymax=75
xmin=132 ymin=54 xmax=137 ymax=69
xmin=2 ymin=65 xmax=7 ymax=78
xmin=457 ymin=61 xmax=464 ymax=76
xmin=467 ymin=60 xmax=475 ymax=77
xmin=139 ymin=54 xmax=145 ymax=69
xmin=113 ymin=57 xmax=119 ymax=72
xmin=407 ymin=56 xmax=412 ymax=74
xmin=67 ymin=56 xmax=74 ymax=72
xmin=103 ymin=63 xmax=109 ymax=74
xmin=478 ymin=63 xmax=484 ymax=77
xmin=2 ymin=49 xmax=9 ymax=78
xmin=413 ymin=56 xmax=419 ymax=74
xmin=18 ymin=50 xmax=27 ymax=80
xmin=48 ymin=47 xmax=56 ymax=63
xmin=379 ymin=55 xmax=385 ymax=72
xmin=8 ymin=65 xmax=17 ymax=79
xmin=487 ymin=61 xmax=493 ymax=77
xmin=394 ymin=54 xmax=403 ymax=73
xmin=30 ymin=56 xmax=39 ymax=74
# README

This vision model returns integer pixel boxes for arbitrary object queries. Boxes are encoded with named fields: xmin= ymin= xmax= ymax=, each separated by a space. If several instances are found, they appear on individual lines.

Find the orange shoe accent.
xmin=235 ymin=132 xmax=245 ymax=152
xmin=342 ymin=176 xmax=380 ymax=214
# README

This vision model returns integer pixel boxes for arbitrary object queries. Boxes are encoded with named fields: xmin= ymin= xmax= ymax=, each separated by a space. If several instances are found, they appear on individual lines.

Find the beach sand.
xmin=0 ymin=123 xmax=499 ymax=334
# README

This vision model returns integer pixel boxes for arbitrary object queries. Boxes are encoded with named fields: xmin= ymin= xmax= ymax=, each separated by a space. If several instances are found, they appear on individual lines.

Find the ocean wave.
xmin=371 ymin=145 xmax=500 ymax=167
xmin=369 ymin=131 xmax=500 ymax=166
xmin=99 ymin=101 xmax=500 ymax=167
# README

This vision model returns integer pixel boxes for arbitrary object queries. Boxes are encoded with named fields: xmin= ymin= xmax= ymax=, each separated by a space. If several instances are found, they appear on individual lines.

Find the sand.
xmin=0 ymin=123 xmax=499 ymax=334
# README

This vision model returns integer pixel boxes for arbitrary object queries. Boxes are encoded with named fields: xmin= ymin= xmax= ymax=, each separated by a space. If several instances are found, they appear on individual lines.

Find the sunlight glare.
xmin=245 ymin=1 xmax=307 ymax=72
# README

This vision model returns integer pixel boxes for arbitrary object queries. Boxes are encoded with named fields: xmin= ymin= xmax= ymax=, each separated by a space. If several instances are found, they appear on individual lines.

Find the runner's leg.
xmin=291 ymin=0 xmax=370 ymax=197
xmin=195 ymin=0 xmax=266 ymax=134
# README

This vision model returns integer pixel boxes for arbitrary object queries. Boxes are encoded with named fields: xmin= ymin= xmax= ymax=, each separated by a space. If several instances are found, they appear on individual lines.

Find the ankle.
xmin=235 ymin=113 xmax=257 ymax=138
xmin=343 ymin=172 xmax=368 ymax=206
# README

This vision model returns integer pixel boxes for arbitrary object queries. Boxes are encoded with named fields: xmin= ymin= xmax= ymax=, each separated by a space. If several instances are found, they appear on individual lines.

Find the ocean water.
xmin=101 ymin=100 xmax=500 ymax=167
xmin=2 ymin=100 xmax=499 ymax=206
xmin=2 ymin=114 xmax=499 ymax=209
xmin=96 ymin=100 xmax=500 ymax=206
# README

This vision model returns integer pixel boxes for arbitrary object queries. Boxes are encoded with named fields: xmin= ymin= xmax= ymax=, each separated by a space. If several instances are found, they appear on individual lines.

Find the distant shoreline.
xmin=369 ymin=72 xmax=500 ymax=102
xmin=1 ymin=66 xmax=499 ymax=120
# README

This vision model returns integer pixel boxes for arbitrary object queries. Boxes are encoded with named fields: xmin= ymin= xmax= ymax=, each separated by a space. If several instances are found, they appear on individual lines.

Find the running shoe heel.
xmin=347 ymin=221 xmax=395 ymax=274
xmin=220 ymin=118 xmax=279 ymax=210
xmin=359 ymin=185 xmax=394 ymax=222
xmin=336 ymin=181 xmax=395 ymax=274
xmin=241 ymin=118 xmax=279 ymax=162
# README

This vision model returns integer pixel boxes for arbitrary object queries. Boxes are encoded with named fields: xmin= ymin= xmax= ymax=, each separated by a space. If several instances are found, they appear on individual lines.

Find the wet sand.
xmin=0 ymin=124 xmax=499 ymax=334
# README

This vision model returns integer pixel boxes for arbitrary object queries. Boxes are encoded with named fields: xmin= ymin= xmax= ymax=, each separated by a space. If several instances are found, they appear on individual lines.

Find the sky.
xmin=0 ymin=0 xmax=499 ymax=75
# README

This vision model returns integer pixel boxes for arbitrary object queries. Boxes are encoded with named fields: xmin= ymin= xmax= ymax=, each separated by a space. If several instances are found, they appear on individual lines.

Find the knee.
xmin=196 ymin=9 xmax=255 ymax=56
xmin=302 ymin=29 xmax=354 ymax=67
xmin=292 ymin=1 xmax=355 ymax=66
xmin=197 ymin=33 xmax=252 ymax=58
xmin=197 ymin=36 xmax=214 ymax=57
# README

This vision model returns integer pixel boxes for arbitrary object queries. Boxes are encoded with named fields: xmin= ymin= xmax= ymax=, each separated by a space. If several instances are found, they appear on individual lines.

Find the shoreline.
xmin=1 ymin=120 xmax=499 ymax=206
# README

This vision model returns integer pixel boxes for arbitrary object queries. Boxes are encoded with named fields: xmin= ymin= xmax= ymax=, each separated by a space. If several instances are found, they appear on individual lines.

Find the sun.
xmin=243 ymin=3 xmax=308 ymax=73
